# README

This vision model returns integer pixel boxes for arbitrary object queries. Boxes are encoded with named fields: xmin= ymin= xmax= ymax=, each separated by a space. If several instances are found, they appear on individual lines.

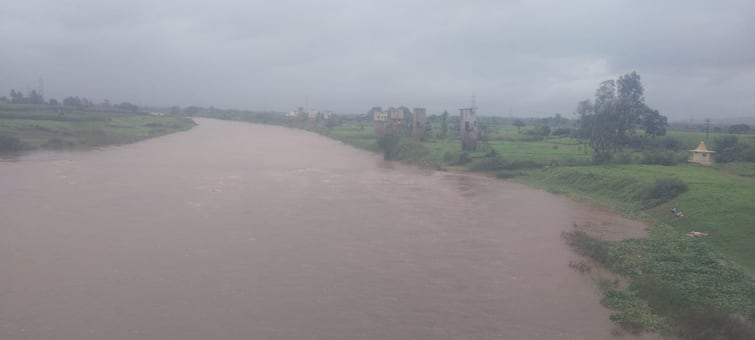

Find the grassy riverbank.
xmin=324 ymin=122 xmax=755 ymax=270
xmin=0 ymin=104 xmax=196 ymax=151
xmin=319 ymin=121 xmax=755 ymax=337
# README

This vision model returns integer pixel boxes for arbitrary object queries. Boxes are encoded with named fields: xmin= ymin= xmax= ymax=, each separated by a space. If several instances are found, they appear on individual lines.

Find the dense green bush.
xmin=714 ymin=135 xmax=755 ymax=163
xmin=561 ymin=230 xmax=610 ymax=264
xmin=660 ymin=136 xmax=683 ymax=151
xmin=564 ymin=226 xmax=755 ymax=337
xmin=551 ymin=127 xmax=572 ymax=136
xmin=638 ymin=178 xmax=688 ymax=208
xmin=457 ymin=152 xmax=472 ymax=165
xmin=0 ymin=134 xmax=23 ymax=151
xmin=377 ymin=131 xmax=400 ymax=160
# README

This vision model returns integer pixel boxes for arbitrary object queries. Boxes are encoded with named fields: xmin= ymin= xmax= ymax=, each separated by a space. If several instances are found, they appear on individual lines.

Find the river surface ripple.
xmin=0 ymin=118 xmax=651 ymax=339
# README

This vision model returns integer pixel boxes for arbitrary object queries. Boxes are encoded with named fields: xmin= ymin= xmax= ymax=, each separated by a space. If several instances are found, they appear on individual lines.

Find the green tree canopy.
xmin=577 ymin=72 xmax=667 ymax=162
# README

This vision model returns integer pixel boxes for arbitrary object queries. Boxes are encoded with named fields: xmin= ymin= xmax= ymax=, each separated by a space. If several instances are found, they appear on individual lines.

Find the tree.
xmin=513 ymin=119 xmax=525 ymax=133
xmin=117 ymin=102 xmax=138 ymax=113
xmin=49 ymin=98 xmax=59 ymax=106
xmin=28 ymin=90 xmax=45 ymax=104
xmin=63 ymin=96 xmax=83 ymax=107
xmin=728 ymin=124 xmax=750 ymax=134
xmin=714 ymin=135 xmax=744 ymax=163
xmin=440 ymin=110 xmax=449 ymax=139
xmin=10 ymin=89 xmax=25 ymax=103
xmin=576 ymin=72 xmax=665 ymax=162
xmin=639 ymin=109 xmax=667 ymax=145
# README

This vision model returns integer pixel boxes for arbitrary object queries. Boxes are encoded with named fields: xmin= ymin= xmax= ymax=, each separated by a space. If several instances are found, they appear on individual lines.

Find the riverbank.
xmin=0 ymin=104 xmax=196 ymax=152
xmin=291 ymin=120 xmax=755 ymax=338
xmin=166 ymin=114 xmax=754 ymax=336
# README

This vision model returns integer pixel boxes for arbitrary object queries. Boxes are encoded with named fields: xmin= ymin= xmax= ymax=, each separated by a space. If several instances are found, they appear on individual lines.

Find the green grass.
xmin=563 ymin=226 xmax=755 ymax=338
xmin=723 ymin=162 xmax=755 ymax=177
xmin=521 ymin=164 xmax=755 ymax=271
xmin=0 ymin=105 xmax=196 ymax=151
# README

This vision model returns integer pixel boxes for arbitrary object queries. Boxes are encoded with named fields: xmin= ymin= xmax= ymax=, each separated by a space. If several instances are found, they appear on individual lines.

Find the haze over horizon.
xmin=1 ymin=0 xmax=753 ymax=120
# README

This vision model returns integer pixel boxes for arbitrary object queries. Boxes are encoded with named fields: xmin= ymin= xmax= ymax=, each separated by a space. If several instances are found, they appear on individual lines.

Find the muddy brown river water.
xmin=1 ymin=118 xmax=653 ymax=339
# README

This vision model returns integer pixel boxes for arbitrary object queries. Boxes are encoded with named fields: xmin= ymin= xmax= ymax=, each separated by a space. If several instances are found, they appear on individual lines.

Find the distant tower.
xmin=37 ymin=77 xmax=45 ymax=99
xmin=460 ymin=106 xmax=478 ymax=151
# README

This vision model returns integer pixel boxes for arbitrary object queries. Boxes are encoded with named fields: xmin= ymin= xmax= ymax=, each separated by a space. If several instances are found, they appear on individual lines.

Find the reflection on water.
xmin=0 ymin=118 xmax=651 ymax=339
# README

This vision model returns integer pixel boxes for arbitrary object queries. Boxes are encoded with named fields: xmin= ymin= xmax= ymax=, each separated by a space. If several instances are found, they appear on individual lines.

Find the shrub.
xmin=0 ymin=134 xmax=23 ymax=151
xmin=612 ymin=152 xmax=635 ymax=164
xmin=714 ymin=135 xmax=745 ymax=163
xmin=456 ymin=152 xmax=472 ymax=165
xmin=661 ymin=136 xmax=683 ymax=151
xmin=638 ymin=178 xmax=688 ymax=208
xmin=470 ymin=157 xmax=544 ymax=172
xmin=377 ymin=131 xmax=400 ymax=160
xmin=495 ymin=170 xmax=526 ymax=179
xmin=561 ymin=230 xmax=610 ymax=264
xmin=551 ymin=127 xmax=572 ymax=136
xmin=641 ymin=150 xmax=681 ymax=165
xmin=443 ymin=151 xmax=461 ymax=163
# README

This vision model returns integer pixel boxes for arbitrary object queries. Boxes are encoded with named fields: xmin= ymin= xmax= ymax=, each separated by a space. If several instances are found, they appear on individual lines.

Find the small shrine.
xmin=689 ymin=140 xmax=714 ymax=165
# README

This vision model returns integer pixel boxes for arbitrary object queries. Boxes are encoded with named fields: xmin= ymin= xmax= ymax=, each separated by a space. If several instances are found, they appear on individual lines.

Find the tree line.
xmin=1 ymin=89 xmax=139 ymax=113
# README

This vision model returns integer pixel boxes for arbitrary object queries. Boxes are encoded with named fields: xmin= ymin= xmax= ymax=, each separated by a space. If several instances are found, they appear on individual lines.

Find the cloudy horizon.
xmin=1 ymin=0 xmax=753 ymax=120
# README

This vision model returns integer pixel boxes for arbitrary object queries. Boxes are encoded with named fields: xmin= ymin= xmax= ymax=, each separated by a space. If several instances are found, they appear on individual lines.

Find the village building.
xmin=373 ymin=111 xmax=388 ymax=122
xmin=373 ymin=108 xmax=388 ymax=138
xmin=321 ymin=111 xmax=334 ymax=120
xmin=460 ymin=107 xmax=478 ymax=151
xmin=286 ymin=107 xmax=305 ymax=120
xmin=389 ymin=108 xmax=405 ymax=129
xmin=412 ymin=108 xmax=427 ymax=141
xmin=689 ymin=140 xmax=715 ymax=165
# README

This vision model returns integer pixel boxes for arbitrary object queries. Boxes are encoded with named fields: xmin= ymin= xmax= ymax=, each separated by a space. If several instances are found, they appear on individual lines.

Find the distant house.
xmin=389 ymin=108 xmax=405 ymax=128
xmin=308 ymin=110 xmax=319 ymax=120
xmin=689 ymin=140 xmax=715 ymax=165
xmin=286 ymin=107 xmax=305 ymax=119
xmin=373 ymin=110 xmax=388 ymax=138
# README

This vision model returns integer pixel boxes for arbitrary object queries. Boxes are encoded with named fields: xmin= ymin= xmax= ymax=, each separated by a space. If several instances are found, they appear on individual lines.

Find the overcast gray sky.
xmin=1 ymin=0 xmax=753 ymax=120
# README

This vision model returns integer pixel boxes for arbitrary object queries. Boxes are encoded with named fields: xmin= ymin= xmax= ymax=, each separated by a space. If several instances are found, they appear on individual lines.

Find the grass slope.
xmin=0 ymin=105 xmax=196 ymax=151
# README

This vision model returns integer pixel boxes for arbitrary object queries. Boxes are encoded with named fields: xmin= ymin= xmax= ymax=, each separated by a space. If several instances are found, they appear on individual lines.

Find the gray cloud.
xmin=1 ymin=0 xmax=753 ymax=120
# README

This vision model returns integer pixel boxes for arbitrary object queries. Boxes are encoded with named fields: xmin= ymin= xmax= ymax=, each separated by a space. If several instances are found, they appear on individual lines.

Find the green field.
xmin=0 ymin=104 xmax=196 ymax=151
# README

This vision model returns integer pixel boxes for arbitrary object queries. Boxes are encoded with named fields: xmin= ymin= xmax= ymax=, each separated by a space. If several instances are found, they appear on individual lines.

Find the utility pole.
xmin=705 ymin=118 xmax=711 ymax=142
xmin=38 ymin=77 xmax=45 ymax=99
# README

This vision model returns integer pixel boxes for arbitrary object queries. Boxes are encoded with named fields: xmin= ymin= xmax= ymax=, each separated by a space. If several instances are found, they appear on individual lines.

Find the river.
xmin=0 ymin=118 xmax=651 ymax=339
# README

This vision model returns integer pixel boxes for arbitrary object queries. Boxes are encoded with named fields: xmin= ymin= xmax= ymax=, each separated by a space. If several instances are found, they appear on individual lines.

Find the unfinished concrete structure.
xmin=460 ymin=107 xmax=478 ymax=151
xmin=412 ymin=108 xmax=427 ymax=141
xmin=389 ymin=108 xmax=405 ymax=129
xmin=689 ymin=140 xmax=715 ymax=165
xmin=372 ymin=107 xmax=388 ymax=138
